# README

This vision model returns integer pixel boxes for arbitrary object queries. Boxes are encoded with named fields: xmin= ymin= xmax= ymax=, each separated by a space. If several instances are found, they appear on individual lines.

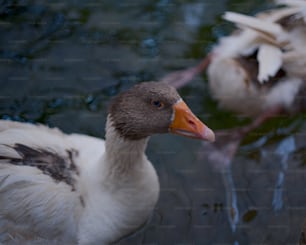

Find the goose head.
xmin=108 ymin=81 xmax=215 ymax=141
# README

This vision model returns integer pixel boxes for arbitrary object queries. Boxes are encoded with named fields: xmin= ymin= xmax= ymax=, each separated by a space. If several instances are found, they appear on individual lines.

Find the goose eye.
xmin=151 ymin=100 xmax=164 ymax=109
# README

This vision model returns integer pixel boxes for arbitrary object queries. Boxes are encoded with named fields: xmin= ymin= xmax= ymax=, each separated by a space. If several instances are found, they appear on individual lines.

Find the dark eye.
xmin=151 ymin=100 xmax=164 ymax=109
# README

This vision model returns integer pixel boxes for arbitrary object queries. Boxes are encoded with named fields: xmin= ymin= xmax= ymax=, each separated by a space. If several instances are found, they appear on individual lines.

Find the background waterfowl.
xmin=0 ymin=81 xmax=214 ymax=244
xmin=203 ymin=1 xmax=306 ymax=223
xmin=162 ymin=0 xmax=306 ymax=236
xmin=208 ymin=0 xmax=306 ymax=117
xmin=165 ymin=0 xmax=306 ymax=164
xmin=165 ymin=0 xmax=306 ymax=118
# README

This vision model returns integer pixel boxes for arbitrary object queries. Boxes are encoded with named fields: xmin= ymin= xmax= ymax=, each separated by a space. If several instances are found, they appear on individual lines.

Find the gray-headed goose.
xmin=0 ymin=81 xmax=214 ymax=244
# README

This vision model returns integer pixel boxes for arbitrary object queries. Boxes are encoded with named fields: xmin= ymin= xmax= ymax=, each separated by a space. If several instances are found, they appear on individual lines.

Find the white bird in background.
xmin=205 ymin=0 xmax=306 ymax=231
xmin=0 ymin=82 xmax=215 ymax=245
xmin=208 ymin=0 xmax=306 ymax=117
xmin=160 ymin=0 xmax=306 ymax=236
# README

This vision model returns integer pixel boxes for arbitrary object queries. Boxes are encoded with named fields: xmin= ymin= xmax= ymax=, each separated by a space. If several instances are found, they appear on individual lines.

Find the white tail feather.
xmin=257 ymin=44 xmax=283 ymax=83
xmin=223 ymin=11 xmax=284 ymax=38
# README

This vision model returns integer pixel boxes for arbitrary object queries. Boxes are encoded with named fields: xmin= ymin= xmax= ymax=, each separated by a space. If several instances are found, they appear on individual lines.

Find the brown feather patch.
xmin=0 ymin=143 xmax=79 ymax=190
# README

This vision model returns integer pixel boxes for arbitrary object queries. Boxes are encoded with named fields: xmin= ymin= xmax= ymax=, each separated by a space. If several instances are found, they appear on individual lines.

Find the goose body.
xmin=0 ymin=82 xmax=214 ymax=244
xmin=207 ymin=0 xmax=306 ymax=117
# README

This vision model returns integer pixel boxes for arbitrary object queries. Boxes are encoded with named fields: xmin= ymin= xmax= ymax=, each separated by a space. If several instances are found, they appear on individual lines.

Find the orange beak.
xmin=169 ymin=100 xmax=215 ymax=142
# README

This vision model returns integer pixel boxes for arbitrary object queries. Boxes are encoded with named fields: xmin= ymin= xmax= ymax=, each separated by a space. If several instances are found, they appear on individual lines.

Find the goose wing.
xmin=0 ymin=120 xmax=86 ymax=243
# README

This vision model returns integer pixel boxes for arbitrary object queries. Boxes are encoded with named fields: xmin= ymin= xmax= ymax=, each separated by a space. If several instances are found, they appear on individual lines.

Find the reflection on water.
xmin=1 ymin=0 xmax=306 ymax=244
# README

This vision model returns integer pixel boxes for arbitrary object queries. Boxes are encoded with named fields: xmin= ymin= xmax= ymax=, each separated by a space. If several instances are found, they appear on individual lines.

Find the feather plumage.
xmin=208 ymin=1 xmax=306 ymax=116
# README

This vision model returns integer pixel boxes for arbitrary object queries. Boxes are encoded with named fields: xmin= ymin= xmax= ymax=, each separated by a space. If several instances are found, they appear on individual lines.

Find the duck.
xmin=207 ymin=0 xmax=306 ymax=118
xmin=0 ymin=81 xmax=215 ymax=245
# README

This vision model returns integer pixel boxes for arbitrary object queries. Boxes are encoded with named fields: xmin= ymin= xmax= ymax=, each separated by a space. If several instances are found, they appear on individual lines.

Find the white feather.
xmin=257 ymin=44 xmax=283 ymax=83
xmin=223 ymin=11 xmax=286 ymax=43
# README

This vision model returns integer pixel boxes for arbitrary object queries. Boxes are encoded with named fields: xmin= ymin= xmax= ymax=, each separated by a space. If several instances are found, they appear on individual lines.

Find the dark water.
xmin=1 ymin=0 xmax=306 ymax=244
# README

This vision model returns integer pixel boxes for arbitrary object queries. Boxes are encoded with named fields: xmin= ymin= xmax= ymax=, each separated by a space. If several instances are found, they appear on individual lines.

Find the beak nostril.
xmin=188 ymin=119 xmax=196 ymax=126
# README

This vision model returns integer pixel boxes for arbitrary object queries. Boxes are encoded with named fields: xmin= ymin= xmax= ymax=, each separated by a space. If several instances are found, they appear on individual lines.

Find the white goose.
xmin=0 ymin=81 xmax=215 ymax=245
xmin=207 ymin=0 xmax=306 ymax=117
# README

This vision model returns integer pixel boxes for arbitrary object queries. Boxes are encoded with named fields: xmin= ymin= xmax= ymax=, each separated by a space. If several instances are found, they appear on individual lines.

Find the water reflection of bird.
xmin=0 ymin=82 xmax=215 ymax=244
